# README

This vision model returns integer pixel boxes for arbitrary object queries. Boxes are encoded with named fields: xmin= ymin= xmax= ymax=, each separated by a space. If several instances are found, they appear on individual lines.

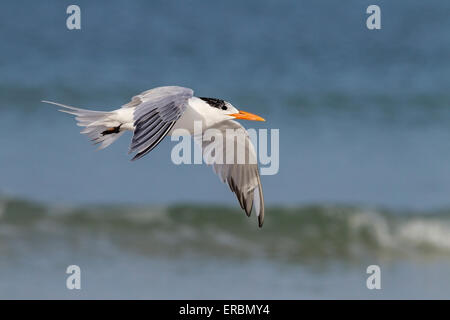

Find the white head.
xmin=199 ymin=97 xmax=265 ymax=124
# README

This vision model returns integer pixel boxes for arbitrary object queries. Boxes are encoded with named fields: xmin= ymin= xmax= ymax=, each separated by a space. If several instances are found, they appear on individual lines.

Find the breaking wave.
xmin=1 ymin=196 xmax=450 ymax=262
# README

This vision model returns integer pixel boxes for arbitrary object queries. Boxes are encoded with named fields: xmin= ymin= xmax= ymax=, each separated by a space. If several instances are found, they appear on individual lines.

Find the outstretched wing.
xmin=194 ymin=120 xmax=265 ymax=227
xmin=128 ymin=86 xmax=193 ymax=160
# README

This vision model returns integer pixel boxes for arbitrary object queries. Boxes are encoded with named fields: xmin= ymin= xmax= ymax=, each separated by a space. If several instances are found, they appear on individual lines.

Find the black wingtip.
xmin=258 ymin=216 xmax=264 ymax=228
xmin=244 ymin=205 xmax=252 ymax=217
xmin=130 ymin=154 xmax=140 ymax=161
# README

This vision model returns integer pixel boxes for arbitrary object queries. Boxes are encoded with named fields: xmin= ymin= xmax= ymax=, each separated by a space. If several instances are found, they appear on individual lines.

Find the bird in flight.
xmin=43 ymin=86 xmax=266 ymax=227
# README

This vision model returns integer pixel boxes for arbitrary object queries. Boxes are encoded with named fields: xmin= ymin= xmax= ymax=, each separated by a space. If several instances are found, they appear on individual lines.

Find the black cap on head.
xmin=199 ymin=97 xmax=228 ymax=110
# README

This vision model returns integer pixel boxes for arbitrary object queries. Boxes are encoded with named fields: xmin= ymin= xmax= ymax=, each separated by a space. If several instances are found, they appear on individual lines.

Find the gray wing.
xmin=195 ymin=120 xmax=265 ymax=227
xmin=128 ymin=86 xmax=193 ymax=160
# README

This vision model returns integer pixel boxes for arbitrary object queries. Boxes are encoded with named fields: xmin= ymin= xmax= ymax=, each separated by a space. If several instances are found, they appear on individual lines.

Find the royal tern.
xmin=43 ymin=86 xmax=266 ymax=227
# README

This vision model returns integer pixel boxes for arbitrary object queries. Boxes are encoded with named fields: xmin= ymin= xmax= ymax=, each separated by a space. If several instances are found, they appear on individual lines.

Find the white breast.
xmin=170 ymin=97 xmax=222 ymax=135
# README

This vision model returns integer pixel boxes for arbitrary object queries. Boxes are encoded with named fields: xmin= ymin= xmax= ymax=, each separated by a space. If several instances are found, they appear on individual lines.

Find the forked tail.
xmin=42 ymin=100 xmax=125 ymax=149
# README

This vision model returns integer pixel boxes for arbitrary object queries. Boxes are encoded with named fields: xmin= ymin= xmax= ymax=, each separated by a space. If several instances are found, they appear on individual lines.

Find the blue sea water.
xmin=1 ymin=0 xmax=450 ymax=299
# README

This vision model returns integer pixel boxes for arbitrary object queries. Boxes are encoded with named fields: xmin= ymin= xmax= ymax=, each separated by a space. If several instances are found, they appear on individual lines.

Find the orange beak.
xmin=230 ymin=110 xmax=265 ymax=121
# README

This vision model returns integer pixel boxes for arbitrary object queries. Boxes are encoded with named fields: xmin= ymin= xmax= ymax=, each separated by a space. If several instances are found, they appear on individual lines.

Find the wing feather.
xmin=128 ymin=86 xmax=193 ymax=160
xmin=195 ymin=120 xmax=265 ymax=227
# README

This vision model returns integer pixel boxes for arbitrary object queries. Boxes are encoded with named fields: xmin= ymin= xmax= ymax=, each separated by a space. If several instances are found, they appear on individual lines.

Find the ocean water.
xmin=1 ymin=0 xmax=450 ymax=299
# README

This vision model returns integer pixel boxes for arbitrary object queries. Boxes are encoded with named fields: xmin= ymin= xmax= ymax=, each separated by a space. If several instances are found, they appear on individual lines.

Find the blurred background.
xmin=1 ymin=0 xmax=450 ymax=298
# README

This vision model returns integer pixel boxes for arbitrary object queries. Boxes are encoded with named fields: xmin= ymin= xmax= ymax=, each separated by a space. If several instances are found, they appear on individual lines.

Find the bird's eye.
xmin=221 ymin=106 xmax=227 ymax=110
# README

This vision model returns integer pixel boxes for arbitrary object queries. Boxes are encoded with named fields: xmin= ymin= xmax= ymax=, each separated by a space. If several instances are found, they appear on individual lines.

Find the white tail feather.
xmin=42 ymin=100 xmax=124 ymax=150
